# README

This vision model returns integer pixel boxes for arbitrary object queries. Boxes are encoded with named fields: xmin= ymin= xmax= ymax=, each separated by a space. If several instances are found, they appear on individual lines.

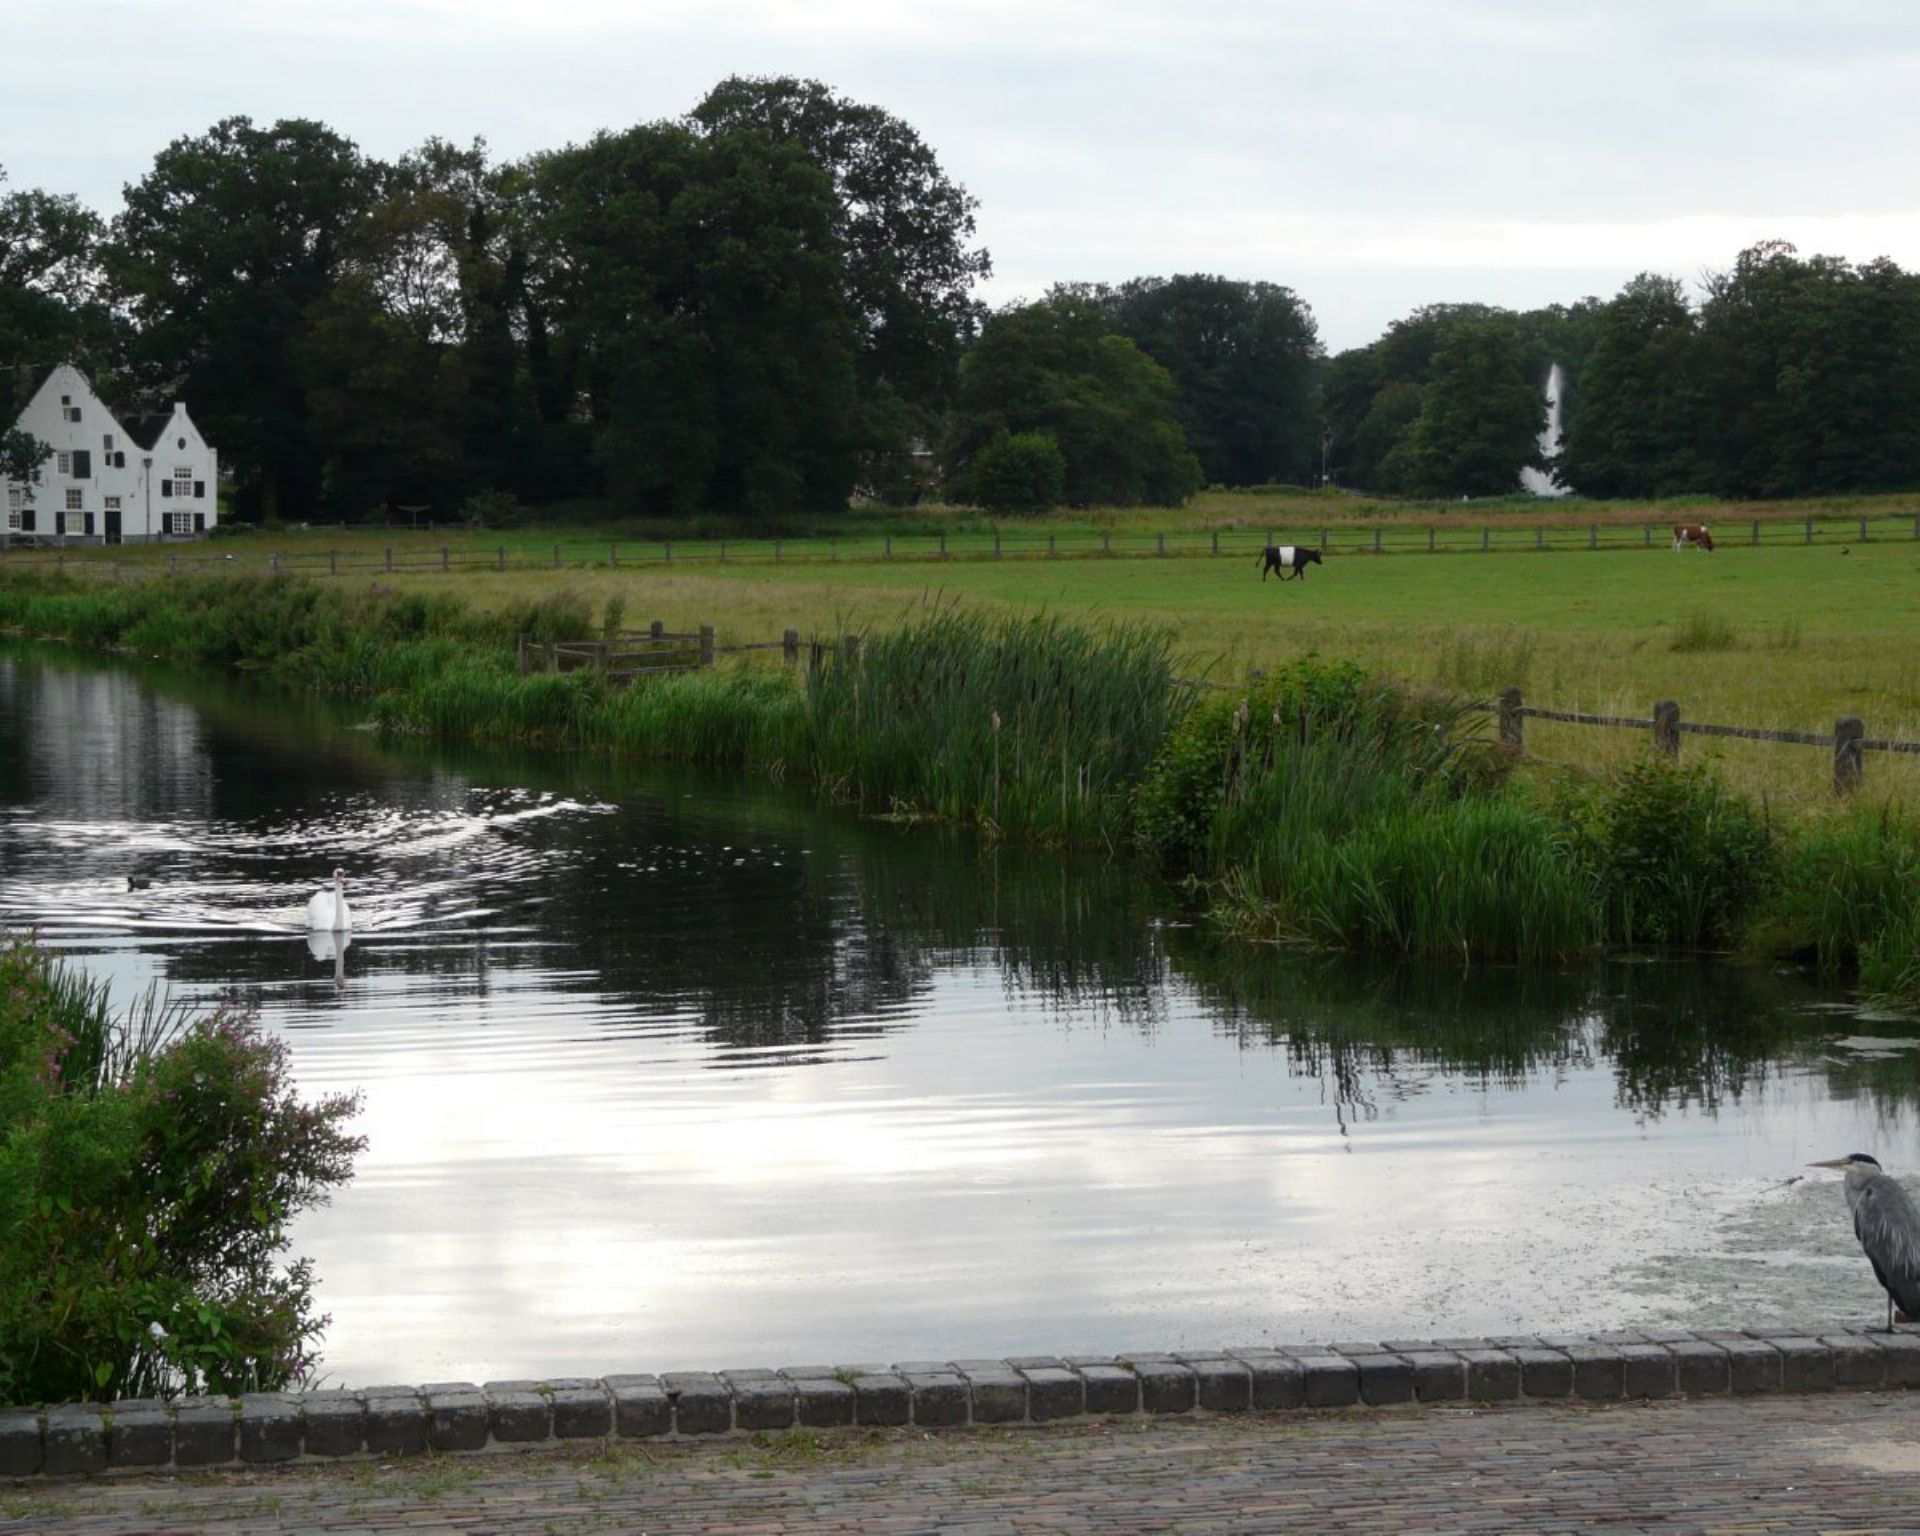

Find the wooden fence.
xmin=515 ymin=620 xmax=827 ymax=682
xmin=5 ymin=508 xmax=1920 ymax=579
xmin=1495 ymin=688 xmax=1920 ymax=795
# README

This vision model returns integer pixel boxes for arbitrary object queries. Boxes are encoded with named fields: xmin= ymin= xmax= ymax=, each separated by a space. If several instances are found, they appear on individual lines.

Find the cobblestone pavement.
xmin=7 ymin=1392 xmax=1920 ymax=1535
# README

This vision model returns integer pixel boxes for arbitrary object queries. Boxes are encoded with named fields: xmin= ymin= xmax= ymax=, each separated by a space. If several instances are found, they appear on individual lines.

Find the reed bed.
xmin=808 ymin=608 xmax=1189 ymax=843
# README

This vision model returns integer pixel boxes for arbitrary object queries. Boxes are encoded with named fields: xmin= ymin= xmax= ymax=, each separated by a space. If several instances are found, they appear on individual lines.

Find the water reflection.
xmin=3 ymin=642 xmax=1919 ymax=1381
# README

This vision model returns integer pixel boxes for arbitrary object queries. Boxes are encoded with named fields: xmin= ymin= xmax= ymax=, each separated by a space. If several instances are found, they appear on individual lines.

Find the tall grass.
xmin=1668 ymin=610 xmax=1740 ymax=653
xmin=1760 ymin=807 xmax=1920 ymax=1001
xmin=807 ymin=608 xmax=1189 ymax=842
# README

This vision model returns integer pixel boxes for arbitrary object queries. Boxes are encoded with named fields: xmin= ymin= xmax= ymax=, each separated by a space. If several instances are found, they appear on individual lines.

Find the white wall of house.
xmin=3 ymin=364 xmax=220 ymax=545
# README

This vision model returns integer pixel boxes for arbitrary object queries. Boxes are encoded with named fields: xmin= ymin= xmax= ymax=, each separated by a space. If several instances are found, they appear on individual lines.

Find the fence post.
xmin=1834 ymin=717 xmax=1865 ymax=795
xmin=939 ymin=531 xmax=948 ymax=560
xmin=783 ymin=627 xmax=800 ymax=664
xmin=1497 ymin=687 xmax=1524 ymax=755
xmin=719 ymin=542 xmax=727 ymax=564
xmin=1101 ymin=530 xmax=1111 ymax=557
xmin=650 ymin=620 xmax=664 ymax=640
xmin=515 ymin=634 xmax=527 ymax=676
xmin=994 ymin=530 xmax=1002 ymax=559
xmin=552 ymin=544 xmax=560 ymax=569
xmin=329 ymin=550 xmax=338 ymax=576
xmin=611 ymin=543 xmax=619 ymax=568
xmin=1048 ymin=533 xmax=1056 ymax=558
xmin=1644 ymin=525 xmax=1651 ymax=547
xmin=497 ymin=547 xmax=505 ymax=571
xmin=1751 ymin=519 xmax=1759 ymax=546
xmin=1589 ymin=524 xmax=1597 ymax=550
xmin=385 ymin=546 xmax=393 ymax=573
xmin=1860 ymin=516 xmax=1869 ymax=543
xmin=1372 ymin=527 xmax=1382 ymax=554
xmin=884 ymin=535 xmax=892 ymax=562
xmin=1157 ymin=532 xmax=1166 ymax=557
xmin=168 ymin=553 xmax=179 ymax=575
xmin=1482 ymin=527 xmax=1489 ymax=552
xmin=1653 ymin=700 xmax=1681 ymax=757
xmin=271 ymin=551 xmax=282 ymax=575
xmin=442 ymin=546 xmax=450 ymax=572
xmin=1805 ymin=517 xmax=1813 ymax=545
xmin=1321 ymin=526 xmax=1329 ymax=551
xmin=1429 ymin=525 xmax=1436 ymax=552
xmin=698 ymin=624 xmax=716 ymax=668
xmin=1535 ymin=525 xmax=1544 ymax=550
xmin=1211 ymin=529 xmax=1219 ymax=556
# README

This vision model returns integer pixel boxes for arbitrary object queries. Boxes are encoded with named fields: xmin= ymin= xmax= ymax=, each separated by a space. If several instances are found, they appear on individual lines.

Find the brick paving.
xmin=7 ymin=1391 xmax=1920 ymax=1535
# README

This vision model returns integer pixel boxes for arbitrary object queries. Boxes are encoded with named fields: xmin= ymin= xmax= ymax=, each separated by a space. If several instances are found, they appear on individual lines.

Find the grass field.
xmin=8 ymin=490 xmax=1920 ymax=813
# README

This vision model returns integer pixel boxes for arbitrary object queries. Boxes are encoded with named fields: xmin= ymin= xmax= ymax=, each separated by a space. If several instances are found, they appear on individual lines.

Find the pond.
xmin=2 ymin=644 xmax=1916 ymax=1386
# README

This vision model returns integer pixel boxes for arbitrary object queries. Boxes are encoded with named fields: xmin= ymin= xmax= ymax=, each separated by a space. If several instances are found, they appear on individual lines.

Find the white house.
xmin=3 ymin=364 xmax=220 ymax=545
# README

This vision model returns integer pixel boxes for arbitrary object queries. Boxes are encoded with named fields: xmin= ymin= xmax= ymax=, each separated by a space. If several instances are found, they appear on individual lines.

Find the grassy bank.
xmin=3 ymin=570 xmax=1918 ymax=1001
xmin=17 ymin=485 xmax=1915 ymax=813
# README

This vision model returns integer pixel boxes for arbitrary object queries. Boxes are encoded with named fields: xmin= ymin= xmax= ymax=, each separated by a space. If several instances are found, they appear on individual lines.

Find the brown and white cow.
xmin=1673 ymin=523 xmax=1715 ymax=551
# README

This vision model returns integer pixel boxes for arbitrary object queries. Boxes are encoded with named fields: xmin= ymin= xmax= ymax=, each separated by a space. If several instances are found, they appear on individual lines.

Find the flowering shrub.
xmin=0 ymin=936 xmax=364 ymax=1405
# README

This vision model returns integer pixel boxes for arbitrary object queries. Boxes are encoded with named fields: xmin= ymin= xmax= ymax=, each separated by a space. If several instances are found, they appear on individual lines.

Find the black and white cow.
xmin=1259 ymin=544 xmax=1323 ymax=581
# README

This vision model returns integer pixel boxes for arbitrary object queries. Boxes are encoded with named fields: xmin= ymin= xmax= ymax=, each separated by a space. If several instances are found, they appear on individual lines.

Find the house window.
xmin=104 ymin=495 xmax=121 ymax=513
xmin=175 ymin=466 xmax=194 ymax=491
xmin=103 ymin=433 xmax=114 ymax=451
xmin=65 ymin=488 xmax=83 ymax=512
xmin=166 ymin=510 xmax=193 ymax=535
xmin=67 ymin=407 xmax=81 ymax=423
xmin=56 ymin=451 xmax=71 ymax=476
xmin=5 ymin=489 xmax=21 ymax=532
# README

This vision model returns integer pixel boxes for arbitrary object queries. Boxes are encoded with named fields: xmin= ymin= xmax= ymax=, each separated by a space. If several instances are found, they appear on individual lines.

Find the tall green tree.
xmin=1692 ymin=242 xmax=1920 ymax=497
xmin=0 ymin=166 xmax=121 ymax=421
xmin=1070 ymin=275 xmax=1322 ymax=486
xmin=950 ymin=295 xmax=1202 ymax=507
xmin=1557 ymin=274 xmax=1702 ymax=498
xmin=1399 ymin=316 xmax=1545 ymax=497
xmin=689 ymin=77 xmax=990 ymax=493
xmin=108 ymin=119 xmax=382 ymax=521
xmin=298 ymin=139 xmax=534 ymax=516
xmin=523 ymin=122 xmax=860 ymax=517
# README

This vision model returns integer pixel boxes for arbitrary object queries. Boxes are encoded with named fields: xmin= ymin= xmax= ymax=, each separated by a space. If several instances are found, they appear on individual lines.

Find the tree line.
xmin=6 ymin=80 xmax=1920 ymax=518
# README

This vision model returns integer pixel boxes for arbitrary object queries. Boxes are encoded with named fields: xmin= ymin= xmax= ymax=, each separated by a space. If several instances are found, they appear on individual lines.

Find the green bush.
xmin=964 ymin=430 xmax=1067 ymax=516
xmin=0 ymin=937 xmax=363 ymax=1405
xmin=1558 ymin=760 xmax=1775 ymax=947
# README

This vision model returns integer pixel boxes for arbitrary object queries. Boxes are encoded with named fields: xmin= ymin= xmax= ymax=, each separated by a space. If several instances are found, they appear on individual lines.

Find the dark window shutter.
xmin=20 ymin=507 xmax=34 ymax=532
xmin=55 ymin=512 xmax=65 ymax=535
xmin=84 ymin=513 xmax=94 ymax=536
xmin=161 ymin=480 xmax=172 ymax=498
xmin=194 ymin=481 xmax=205 ymax=498
xmin=115 ymin=452 xmax=126 ymax=469
xmin=72 ymin=450 xmax=90 ymax=479
xmin=193 ymin=512 xmax=206 ymax=533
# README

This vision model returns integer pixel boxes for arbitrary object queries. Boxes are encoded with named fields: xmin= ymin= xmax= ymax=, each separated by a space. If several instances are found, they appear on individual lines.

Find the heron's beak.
xmin=1808 ymin=1158 xmax=1851 ymax=1170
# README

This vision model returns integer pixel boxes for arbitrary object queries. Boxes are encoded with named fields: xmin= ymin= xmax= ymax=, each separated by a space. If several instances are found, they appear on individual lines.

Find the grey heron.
xmin=1810 ymin=1153 xmax=1920 ymax=1331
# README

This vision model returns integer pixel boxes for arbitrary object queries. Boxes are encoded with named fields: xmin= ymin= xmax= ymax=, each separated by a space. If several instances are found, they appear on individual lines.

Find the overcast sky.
xmin=6 ymin=0 xmax=1919 ymax=352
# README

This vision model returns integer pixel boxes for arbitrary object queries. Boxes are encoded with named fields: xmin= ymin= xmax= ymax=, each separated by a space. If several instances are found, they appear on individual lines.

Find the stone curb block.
xmin=238 ymin=1395 xmax=303 ymax=1464
xmin=43 ymin=1406 xmax=106 ymax=1477
xmin=362 ymin=1391 xmax=428 ymax=1457
xmin=171 ymin=1400 xmax=235 ymax=1467
xmin=12 ymin=1327 xmax=1920 ymax=1481
xmin=106 ymin=1402 xmax=171 ymax=1469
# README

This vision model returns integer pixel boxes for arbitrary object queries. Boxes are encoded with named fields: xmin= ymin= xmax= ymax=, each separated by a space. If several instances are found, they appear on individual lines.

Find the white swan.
xmin=306 ymin=868 xmax=352 ymax=932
